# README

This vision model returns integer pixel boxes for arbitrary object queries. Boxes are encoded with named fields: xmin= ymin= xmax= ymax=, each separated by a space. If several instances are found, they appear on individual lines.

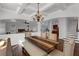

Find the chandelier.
xmin=33 ymin=3 xmax=44 ymax=22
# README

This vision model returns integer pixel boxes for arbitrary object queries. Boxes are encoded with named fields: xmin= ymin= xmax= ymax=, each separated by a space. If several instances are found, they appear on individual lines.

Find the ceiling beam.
xmin=16 ymin=3 xmax=26 ymax=14
xmin=41 ymin=3 xmax=55 ymax=11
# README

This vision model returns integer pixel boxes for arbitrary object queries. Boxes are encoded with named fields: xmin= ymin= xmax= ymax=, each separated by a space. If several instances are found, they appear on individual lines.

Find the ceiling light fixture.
xmin=33 ymin=3 xmax=44 ymax=22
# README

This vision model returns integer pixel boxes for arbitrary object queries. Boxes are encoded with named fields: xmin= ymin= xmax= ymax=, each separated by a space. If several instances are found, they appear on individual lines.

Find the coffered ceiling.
xmin=0 ymin=3 xmax=77 ymax=22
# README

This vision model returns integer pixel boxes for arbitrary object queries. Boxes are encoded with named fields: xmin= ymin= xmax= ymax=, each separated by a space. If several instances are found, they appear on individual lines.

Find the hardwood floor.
xmin=11 ymin=44 xmax=30 ymax=56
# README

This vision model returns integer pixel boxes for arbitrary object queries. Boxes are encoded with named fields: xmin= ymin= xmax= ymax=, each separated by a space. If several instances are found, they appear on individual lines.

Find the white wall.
xmin=6 ymin=21 xmax=38 ymax=34
xmin=58 ymin=17 xmax=78 ymax=39
xmin=6 ymin=22 xmax=28 ymax=33
xmin=58 ymin=18 xmax=68 ymax=39
xmin=42 ymin=17 xmax=78 ymax=39
xmin=0 ymin=22 xmax=6 ymax=35
xmin=67 ymin=18 xmax=77 ymax=38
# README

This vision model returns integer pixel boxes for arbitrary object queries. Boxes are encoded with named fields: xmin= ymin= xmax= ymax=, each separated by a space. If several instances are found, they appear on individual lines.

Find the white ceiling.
xmin=0 ymin=3 xmax=77 ymax=22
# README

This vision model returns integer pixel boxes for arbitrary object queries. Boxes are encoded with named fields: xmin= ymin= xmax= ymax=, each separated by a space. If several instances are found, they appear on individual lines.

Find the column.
xmin=37 ymin=22 xmax=41 ymax=36
xmin=49 ymin=21 xmax=52 ymax=33
xmin=49 ymin=21 xmax=52 ymax=39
